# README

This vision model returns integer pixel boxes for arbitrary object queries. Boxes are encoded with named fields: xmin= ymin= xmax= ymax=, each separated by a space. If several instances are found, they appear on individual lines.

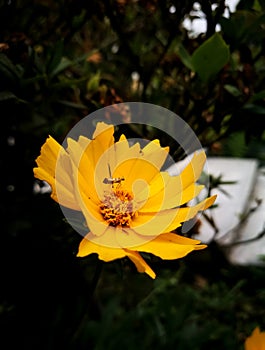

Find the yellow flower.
xmin=33 ymin=122 xmax=216 ymax=278
xmin=245 ymin=327 xmax=265 ymax=350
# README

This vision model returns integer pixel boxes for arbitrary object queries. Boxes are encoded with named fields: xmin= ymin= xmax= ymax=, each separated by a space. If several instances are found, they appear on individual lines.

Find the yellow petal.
xmin=141 ymin=139 xmax=169 ymax=170
xmin=131 ymin=195 xmax=216 ymax=236
xmin=108 ymin=138 xmax=141 ymax=176
xmin=115 ymin=139 xmax=168 ymax=193
xmin=165 ymin=195 xmax=216 ymax=232
xmin=33 ymin=136 xmax=79 ymax=210
xmin=138 ymin=171 xmax=204 ymax=212
xmin=136 ymin=151 xmax=206 ymax=212
xmin=88 ymin=226 xmax=124 ymax=248
xmin=35 ymin=135 xmax=60 ymax=173
xmin=84 ymin=122 xmax=114 ymax=170
xmin=131 ymin=209 xmax=182 ymax=236
xmin=134 ymin=170 xmax=165 ymax=203
xmin=93 ymin=121 xmax=114 ymax=140
xmin=118 ymin=134 xmax=127 ymax=142
xmin=70 ymin=122 xmax=115 ymax=201
xmin=70 ymin=157 xmax=109 ymax=236
xmin=68 ymin=127 xmax=140 ymax=203
xmin=93 ymin=138 xmax=141 ymax=199
xmin=34 ymin=166 xmax=78 ymax=210
xmin=115 ymin=227 xmax=151 ymax=248
xmin=245 ymin=327 xmax=265 ymax=350
xmin=77 ymin=233 xmax=156 ymax=278
xmin=132 ymin=232 xmax=206 ymax=259
xmin=78 ymin=226 xmax=151 ymax=250
xmin=179 ymin=151 xmax=206 ymax=189
xmin=67 ymin=137 xmax=101 ymax=204
xmin=113 ymin=157 xmax=160 ymax=194
xmin=77 ymin=232 xmax=127 ymax=261
xmin=124 ymin=249 xmax=156 ymax=279
xmin=137 ymin=151 xmax=205 ymax=203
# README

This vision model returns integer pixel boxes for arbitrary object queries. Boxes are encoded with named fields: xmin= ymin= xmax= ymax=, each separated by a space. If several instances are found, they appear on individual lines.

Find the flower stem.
xmin=90 ymin=260 xmax=103 ymax=295
xmin=70 ymin=260 xmax=104 ymax=344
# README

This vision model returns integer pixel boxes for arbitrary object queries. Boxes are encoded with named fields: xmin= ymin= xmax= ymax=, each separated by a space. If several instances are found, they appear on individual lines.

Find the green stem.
xmin=70 ymin=260 xmax=104 ymax=344
xmin=90 ymin=260 xmax=104 ymax=296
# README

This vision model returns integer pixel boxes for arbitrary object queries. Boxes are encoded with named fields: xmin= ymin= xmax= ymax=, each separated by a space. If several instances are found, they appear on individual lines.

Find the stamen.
xmin=100 ymin=186 xmax=136 ymax=227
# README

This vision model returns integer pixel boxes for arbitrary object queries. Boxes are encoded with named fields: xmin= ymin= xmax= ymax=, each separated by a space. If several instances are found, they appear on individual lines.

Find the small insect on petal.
xmin=103 ymin=177 xmax=125 ymax=185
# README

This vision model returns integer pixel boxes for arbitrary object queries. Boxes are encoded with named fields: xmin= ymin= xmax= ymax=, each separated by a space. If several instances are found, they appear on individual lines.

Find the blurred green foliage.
xmin=1 ymin=0 xmax=265 ymax=349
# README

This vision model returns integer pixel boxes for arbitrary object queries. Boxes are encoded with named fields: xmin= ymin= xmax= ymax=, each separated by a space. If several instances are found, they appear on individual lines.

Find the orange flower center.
xmin=100 ymin=186 xmax=136 ymax=227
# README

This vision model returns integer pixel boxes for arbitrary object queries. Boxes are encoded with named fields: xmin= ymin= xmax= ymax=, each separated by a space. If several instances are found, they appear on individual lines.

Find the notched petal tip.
xmin=125 ymin=249 xmax=156 ymax=279
xmin=34 ymin=135 xmax=62 ymax=169
xmin=118 ymin=134 xmax=127 ymax=142
xmin=92 ymin=121 xmax=114 ymax=138
xmin=245 ymin=326 xmax=265 ymax=350
xmin=77 ymin=234 xmax=127 ymax=261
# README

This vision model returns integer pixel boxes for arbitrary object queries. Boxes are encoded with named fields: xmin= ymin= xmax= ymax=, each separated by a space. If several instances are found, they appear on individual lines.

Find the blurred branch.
xmin=200 ymin=0 xmax=215 ymax=38
xmin=226 ymin=225 xmax=265 ymax=247
xmin=200 ymin=0 xmax=226 ymax=38
xmin=220 ymin=199 xmax=264 ymax=247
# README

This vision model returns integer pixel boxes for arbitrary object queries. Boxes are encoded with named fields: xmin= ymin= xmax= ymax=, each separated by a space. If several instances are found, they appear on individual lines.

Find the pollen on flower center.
xmin=99 ymin=186 xmax=136 ymax=227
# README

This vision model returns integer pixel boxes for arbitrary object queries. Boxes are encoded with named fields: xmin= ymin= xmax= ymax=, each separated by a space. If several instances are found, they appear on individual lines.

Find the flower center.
xmin=100 ymin=186 xmax=136 ymax=227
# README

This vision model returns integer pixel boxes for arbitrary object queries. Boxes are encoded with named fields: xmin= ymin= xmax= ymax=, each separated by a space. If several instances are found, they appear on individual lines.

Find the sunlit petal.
xmin=131 ymin=232 xmax=206 ymax=259
xmin=70 ymin=157 xmax=109 ymax=236
xmin=33 ymin=136 xmax=79 ymax=210
xmin=179 ymin=151 xmax=206 ymax=188
xmin=245 ymin=327 xmax=265 ymax=350
xmin=83 ymin=122 xmax=114 ymax=170
xmin=115 ymin=227 xmax=151 ymax=248
xmin=141 ymin=139 xmax=169 ymax=170
xmin=113 ymin=157 xmax=160 ymax=194
xmin=137 ymin=151 xmax=206 ymax=211
xmin=138 ymin=170 xmax=204 ymax=211
xmin=77 ymin=232 xmax=127 ymax=261
xmin=132 ymin=195 xmax=216 ymax=236
xmin=67 ymin=137 xmax=101 ymax=204
xmin=124 ymin=249 xmax=156 ymax=279
xmin=165 ymin=195 xmax=216 ymax=232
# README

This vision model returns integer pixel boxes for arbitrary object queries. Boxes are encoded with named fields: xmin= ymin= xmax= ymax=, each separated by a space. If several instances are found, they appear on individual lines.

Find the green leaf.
xmin=220 ymin=11 xmax=265 ymax=47
xmin=254 ymin=0 xmax=262 ymax=11
xmin=0 ymin=91 xmax=18 ymax=101
xmin=250 ymin=90 xmax=265 ymax=102
xmin=243 ymin=103 xmax=265 ymax=114
xmin=0 ymin=91 xmax=26 ymax=104
xmin=177 ymin=43 xmax=193 ymax=70
xmin=0 ymin=53 xmax=21 ymax=83
xmin=224 ymin=84 xmax=242 ymax=97
xmin=258 ymin=0 xmax=265 ymax=10
xmin=50 ymin=57 xmax=73 ymax=77
xmin=191 ymin=33 xmax=230 ymax=82
xmin=51 ymin=51 xmax=95 ymax=78
xmin=47 ymin=40 xmax=64 ymax=75
xmin=86 ymin=71 xmax=101 ymax=92
xmin=57 ymin=100 xmax=88 ymax=109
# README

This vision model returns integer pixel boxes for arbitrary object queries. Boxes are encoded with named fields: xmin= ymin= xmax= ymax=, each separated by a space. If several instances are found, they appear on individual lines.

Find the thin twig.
xmin=226 ymin=226 xmax=265 ymax=247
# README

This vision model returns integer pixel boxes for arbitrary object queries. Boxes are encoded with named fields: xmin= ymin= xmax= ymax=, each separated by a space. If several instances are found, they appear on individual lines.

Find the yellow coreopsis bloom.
xmin=245 ymin=327 xmax=265 ymax=350
xmin=33 ymin=122 xmax=216 ymax=278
